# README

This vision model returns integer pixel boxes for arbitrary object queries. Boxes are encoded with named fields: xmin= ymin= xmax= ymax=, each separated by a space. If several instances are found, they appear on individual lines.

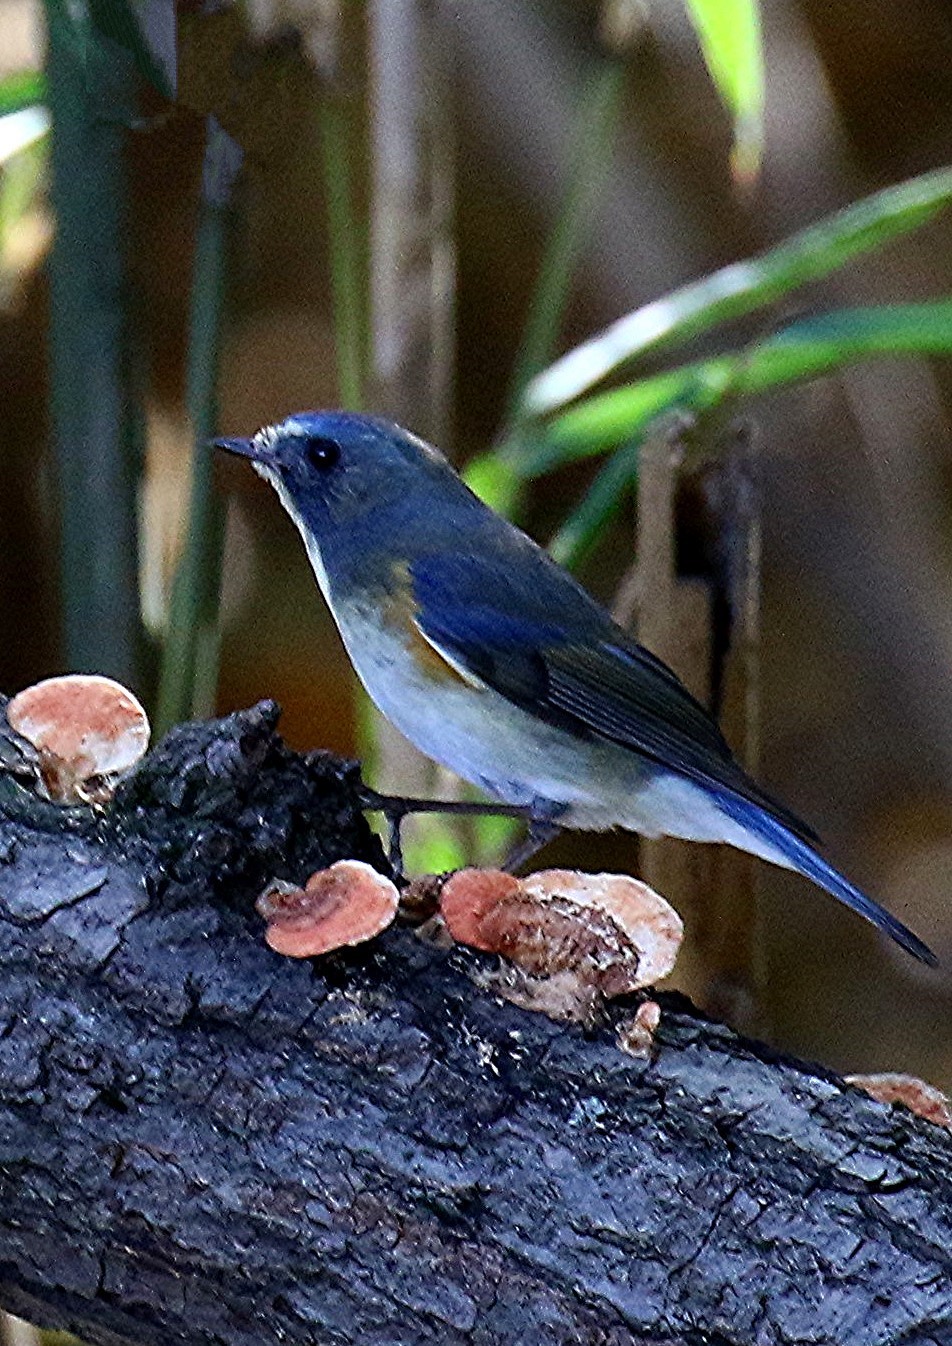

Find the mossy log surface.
xmin=0 ymin=698 xmax=949 ymax=1346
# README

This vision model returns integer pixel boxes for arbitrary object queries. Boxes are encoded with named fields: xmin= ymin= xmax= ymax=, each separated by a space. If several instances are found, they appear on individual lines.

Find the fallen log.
xmin=0 ymin=698 xmax=949 ymax=1346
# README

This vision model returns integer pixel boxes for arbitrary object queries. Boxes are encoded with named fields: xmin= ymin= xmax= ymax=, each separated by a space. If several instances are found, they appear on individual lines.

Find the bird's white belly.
xmin=332 ymin=605 xmax=791 ymax=866
xmin=336 ymin=605 xmax=622 ymax=819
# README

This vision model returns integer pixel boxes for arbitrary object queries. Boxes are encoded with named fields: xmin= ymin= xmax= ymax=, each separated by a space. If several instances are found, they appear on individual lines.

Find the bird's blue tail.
xmin=717 ymin=793 xmax=937 ymax=966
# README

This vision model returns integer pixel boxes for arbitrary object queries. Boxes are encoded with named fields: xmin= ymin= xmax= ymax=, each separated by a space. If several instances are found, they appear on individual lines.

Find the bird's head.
xmin=215 ymin=410 xmax=460 ymax=530
xmin=214 ymin=409 xmax=487 ymax=597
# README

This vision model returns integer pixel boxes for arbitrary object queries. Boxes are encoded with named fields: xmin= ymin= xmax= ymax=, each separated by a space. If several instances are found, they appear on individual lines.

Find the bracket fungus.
xmin=439 ymin=867 xmax=683 ymax=1019
xmin=257 ymin=860 xmax=399 ymax=958
xmin=6 ymin=674 xmax=150 ymax=805
xmin=847 ymin=1071 xmax=952 ymax=1131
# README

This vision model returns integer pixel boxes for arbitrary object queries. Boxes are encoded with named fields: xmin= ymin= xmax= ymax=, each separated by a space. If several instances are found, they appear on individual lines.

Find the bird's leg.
xmin=358 ymin=788 xmax=535 ymax=879
xmin=502 ymin=819 xmax=564 ymax=874
xmin=385 ymin=805 xmax=407 ymax=879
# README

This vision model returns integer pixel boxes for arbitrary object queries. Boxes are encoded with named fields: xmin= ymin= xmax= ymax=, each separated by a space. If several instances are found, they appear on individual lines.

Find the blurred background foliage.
xmin=1 ymin=0 xmax=952 ymax=1084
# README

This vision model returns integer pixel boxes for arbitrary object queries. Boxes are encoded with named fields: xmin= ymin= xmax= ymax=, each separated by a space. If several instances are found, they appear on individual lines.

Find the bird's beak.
xmin=213 ymin=436 xmax=275 ymax=465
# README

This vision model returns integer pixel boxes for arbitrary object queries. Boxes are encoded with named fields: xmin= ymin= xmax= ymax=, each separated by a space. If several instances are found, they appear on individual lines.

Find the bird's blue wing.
xmin=410 ymin=551 xmax=819 ymax=844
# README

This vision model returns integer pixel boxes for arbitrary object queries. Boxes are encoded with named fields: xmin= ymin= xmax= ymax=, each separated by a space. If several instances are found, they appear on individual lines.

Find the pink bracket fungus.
xmin=439 ymin=867 xmax=683 ymax=1020
xmin=257 ymin=860 xmax=399 ymax=958
xmin=6 ymin=674 xmax=150 ymax=805
xmin=846 ymin=1071 xmax=952 ymax=1131
xmin=438 ymin=869 xmax=522 ymax=950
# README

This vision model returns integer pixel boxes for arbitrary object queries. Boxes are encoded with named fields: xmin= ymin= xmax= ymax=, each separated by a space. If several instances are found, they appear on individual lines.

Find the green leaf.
xmin=525 ymin=366 xmax=727 ymax=473
xmin=535 ymin=302 xmax=952 ymax=463
xmin=548 ymin=440 xmax=640 ymax=565
xmin=0 ymin=106 xmax=50 ymax=167
xmin=683 ymin=0 xmax=764 ymax=183
xmin=463 ymin=424 xmax=555 ymax=512
xmin=525 ymin=167 xmax=952 ymax=415
xmin=463 ymin=451 xmax=523 ymax=515
xmin=0 ymin=70 xmax=46 ymax=118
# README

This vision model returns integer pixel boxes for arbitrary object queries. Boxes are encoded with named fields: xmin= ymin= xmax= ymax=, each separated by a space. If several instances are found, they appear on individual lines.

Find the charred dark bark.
xmin=0 ymin=698 xmax=949 ymax=1346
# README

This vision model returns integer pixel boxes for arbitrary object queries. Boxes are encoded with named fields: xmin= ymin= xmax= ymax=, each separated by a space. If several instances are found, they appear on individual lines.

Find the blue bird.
xmin=216 ymin=411 xmax=935 ymax=965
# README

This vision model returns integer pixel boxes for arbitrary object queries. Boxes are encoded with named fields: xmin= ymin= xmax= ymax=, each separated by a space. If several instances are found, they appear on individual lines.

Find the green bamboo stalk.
xmin=154 ymin=118 xmax=241 ymax=735
xmin=45 ymin=0 xmax=143 ymax=683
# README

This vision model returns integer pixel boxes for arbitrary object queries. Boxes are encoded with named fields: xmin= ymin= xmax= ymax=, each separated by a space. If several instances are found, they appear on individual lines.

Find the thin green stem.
xmin=507 ymin=60 xmax=625 ymax=420
xmin=465 ymin=59 xmax=625 ymax=515
xmin=548 ymin=439 xmax=640 ymax=567
xmin=320 ymin=93 xmax=365 ymax=410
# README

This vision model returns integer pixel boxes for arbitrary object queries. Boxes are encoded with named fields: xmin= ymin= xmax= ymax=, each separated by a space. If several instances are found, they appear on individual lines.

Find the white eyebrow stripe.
xmin=279 ymin=418 xmax=308 ymax=437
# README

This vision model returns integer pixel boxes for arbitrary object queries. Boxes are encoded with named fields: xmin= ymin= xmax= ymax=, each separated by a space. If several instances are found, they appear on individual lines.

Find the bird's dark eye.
xmin=304 ymin=436 xmax=341 ymax=470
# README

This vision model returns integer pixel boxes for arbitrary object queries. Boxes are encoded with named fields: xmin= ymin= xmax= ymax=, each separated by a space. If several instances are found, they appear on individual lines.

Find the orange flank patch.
xmin=383 ymin=562 xmax=483 ymax=688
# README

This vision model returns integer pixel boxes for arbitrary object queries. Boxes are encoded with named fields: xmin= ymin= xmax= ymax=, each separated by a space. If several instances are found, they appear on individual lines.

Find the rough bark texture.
xmin=0 ymin=698 xmax=949 ymax=1346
